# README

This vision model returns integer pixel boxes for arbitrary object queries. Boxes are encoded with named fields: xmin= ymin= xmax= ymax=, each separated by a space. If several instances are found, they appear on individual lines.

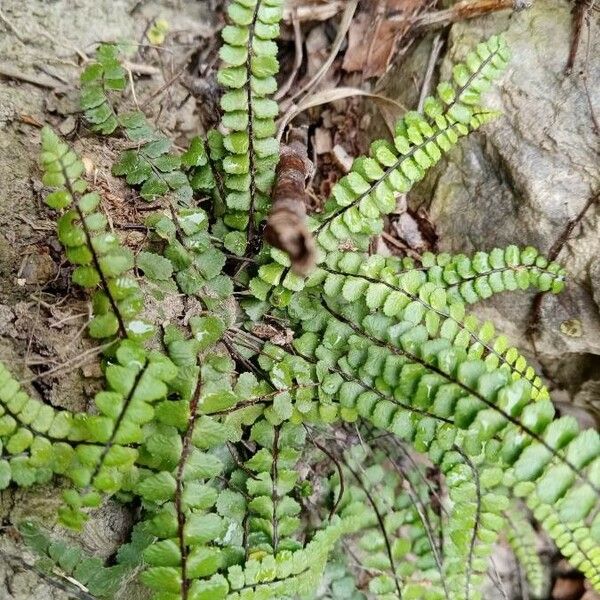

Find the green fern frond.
xmin=110 ymin=111 xmax=194 ymax=203
xmin=504 ymin=504 xmax=547 ymax=598
xmin=313 ymin=35 xmax=510 ymax=254
xmin=80 ymin=43 xmax=126 ymax=134
xmin=40 ymin=127 xmax=151 ymax=340
xmin=217 ymin=0 xmax=284 ymax=249
xmin=420 ymin=245 xmax=566 ymax=301
xmin=18 ymin=520 xmax=153 ymax=598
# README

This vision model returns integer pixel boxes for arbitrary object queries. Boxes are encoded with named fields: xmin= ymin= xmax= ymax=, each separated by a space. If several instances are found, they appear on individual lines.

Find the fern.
xmin=504 ymin=503 xmax=547 ymax=598
xmin=19 ymin=520 xmax=153 ymax=598
xmin=41 ymin=127 xmax=148 ymax=340
xmin=0 ymin=7 xmax=598 ymax=600
xmin=217 ymin=0 xmax=283 ymax=249
xmin=80 ymin=44 xmax=125 ymax=135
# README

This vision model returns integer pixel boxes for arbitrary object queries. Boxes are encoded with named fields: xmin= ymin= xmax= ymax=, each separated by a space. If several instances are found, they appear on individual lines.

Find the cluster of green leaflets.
xmin=0 ymin=4 xmax=598 ymax=599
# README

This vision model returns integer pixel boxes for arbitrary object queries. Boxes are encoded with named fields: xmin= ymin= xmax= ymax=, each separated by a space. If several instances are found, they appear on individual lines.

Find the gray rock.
xmin=384 ymin=1 xmax=600 ymax=399
xmin=436 ymin=2 xmax=600 ymax=365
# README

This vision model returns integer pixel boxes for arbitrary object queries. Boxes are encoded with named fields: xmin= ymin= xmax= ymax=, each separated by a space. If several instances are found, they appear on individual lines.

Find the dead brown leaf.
xmin=343 ymin=0 xmax=430 ymax=78
xmin=283 ymin=0 xmax=345 ymax=22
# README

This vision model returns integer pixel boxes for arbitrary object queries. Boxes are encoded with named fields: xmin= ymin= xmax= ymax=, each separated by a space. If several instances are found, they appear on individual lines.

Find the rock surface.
xmin=384 ymin=1 xmax=600 ymax=415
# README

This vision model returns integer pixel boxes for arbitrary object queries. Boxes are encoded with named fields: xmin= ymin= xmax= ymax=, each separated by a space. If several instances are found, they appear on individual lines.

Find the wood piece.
xmin=264 ymin=131 xmax=316 ymax=275
xmin=314 ymin=127 xmax=333 ymax=155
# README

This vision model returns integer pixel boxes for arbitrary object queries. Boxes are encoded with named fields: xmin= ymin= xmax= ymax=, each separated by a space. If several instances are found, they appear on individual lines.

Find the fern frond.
xmin=81 ymin=45 xmax=196 ymax=204
xmin=111 ymin=111 xmax=194 ymax=204
xmin=40 ymin=127 xmax=150 ymax=340
xmin=504 ymin=504 xmax=546 ymax=598
xmin=80 ymin=43 xmax=126 ymax=134
xmin=142 ymin=205 xmax=234 ymax=307
xmin=526 ymin=491 xmax=600 ymax=588
xmin=419 ymin=246 xmax=566 ymax=303
xmin=312 ymin=247 xmax=562 ymax=397
xmin=313 ymin=35 xmax=510 ymax=253
xmin=18 ymin=520 xmax=153 ymax=598
xmin=217 ymin=0 xmax=284 ymax=250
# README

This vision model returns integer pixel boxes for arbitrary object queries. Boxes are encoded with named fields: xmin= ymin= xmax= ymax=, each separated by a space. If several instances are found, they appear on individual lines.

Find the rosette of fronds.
xmin=0 ymin=6 xmax=598 ymax=600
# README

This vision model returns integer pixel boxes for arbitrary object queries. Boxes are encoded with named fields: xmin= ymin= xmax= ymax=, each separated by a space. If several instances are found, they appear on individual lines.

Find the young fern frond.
xmin=514 ymin=475 xmax=600 ymax=588
xmin=80 ymin=44 xmax=125 ymax=134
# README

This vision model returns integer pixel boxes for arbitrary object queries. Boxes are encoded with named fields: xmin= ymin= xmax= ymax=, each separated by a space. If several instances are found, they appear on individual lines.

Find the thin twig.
xmin=19 ymin=341 xmax=114 ymax=384
xmin=488 ymin=555 xmax=511 ymax=600
xmin=418 ymin=33 xmax=444 ymax=112
xmin=275 ymin=10 xmax=303 ymax=101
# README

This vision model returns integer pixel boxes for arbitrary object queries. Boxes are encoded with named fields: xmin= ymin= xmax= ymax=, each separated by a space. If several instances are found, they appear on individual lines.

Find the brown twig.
xmin=275 ymin=10 xmax=303 ymax=101
xmin=139 ymin=59 xmax=191 ymax=109
xmin=396 ymin=0 xmax=526 ymax=29
xmin=288 ymin=0 xmax=359 ymax=103
xmin=264 ymin=129 xmax=316 ymax=275
xmin=565 ymin=0 xmax=587 ymax=74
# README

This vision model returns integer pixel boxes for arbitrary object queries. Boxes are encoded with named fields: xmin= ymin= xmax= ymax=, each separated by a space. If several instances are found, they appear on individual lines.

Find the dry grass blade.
xmin=275 ymin=10 xmax=303 ymax=100
xmin=278 ymin=87 xmax=407 ymax=140
xmin=289 ymin=0 xmax=359 ymax=103
xmin=283 ymin=0 xmax=345 ymax=22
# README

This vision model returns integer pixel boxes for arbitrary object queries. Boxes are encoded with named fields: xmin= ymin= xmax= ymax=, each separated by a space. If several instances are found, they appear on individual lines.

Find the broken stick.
xmin=264 ymin=130 xmax=316 ymax=276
